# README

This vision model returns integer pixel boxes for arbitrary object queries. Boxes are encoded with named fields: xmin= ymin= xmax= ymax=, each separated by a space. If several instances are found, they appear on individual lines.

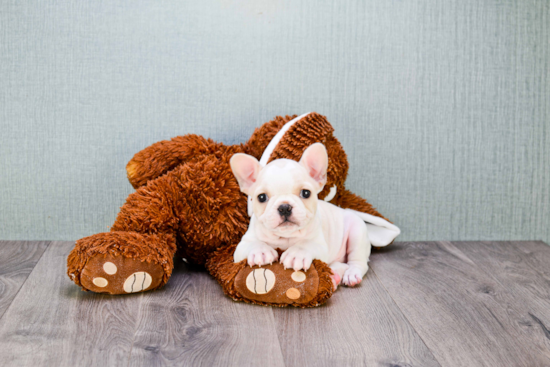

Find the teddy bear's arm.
xmin=126 ymin=134 xmax=218 ymax=189
xmin=333 ymin=188 xmax=389 ymax=222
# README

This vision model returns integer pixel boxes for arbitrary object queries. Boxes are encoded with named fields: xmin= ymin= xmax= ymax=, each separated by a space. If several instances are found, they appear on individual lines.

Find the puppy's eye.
xmin=257 ymin=193 xmax=268 ymax=203
xmin=300 ymin=189 xmax=311 ymax=199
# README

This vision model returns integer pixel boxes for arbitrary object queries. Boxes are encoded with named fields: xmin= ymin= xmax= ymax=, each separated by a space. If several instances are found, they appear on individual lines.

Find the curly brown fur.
xmin=244 ymin=115 xmax=295 ymax=159
xmin=126 ymin=134 xmax=244 ymax=189
xmin=115 ymin=145 xmax=250 ymax=265
xmin=333 ymin=189 xmax=389 ymax=221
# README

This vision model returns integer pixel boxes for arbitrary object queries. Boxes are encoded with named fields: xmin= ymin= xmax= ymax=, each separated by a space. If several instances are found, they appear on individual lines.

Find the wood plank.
xmin=0 ymin=241 xmax=49 ymax=319
xmin=370 ymin=242 xmax=550 ymax=367
xmin=454 ymin=241 xmax=550 ymax=348
xmin=128 ymin=260 xmax=285 ymax=367
xmin=2 ymin=240 xmax=547 ymax=366
xmin=272 ymin=269 xmax=441 ymax=367
xmin=0 ymin=241 xmax=142 ymax=367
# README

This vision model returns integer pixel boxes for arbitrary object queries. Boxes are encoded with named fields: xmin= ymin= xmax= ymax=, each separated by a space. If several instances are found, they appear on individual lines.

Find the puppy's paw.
xmin=330 ymin=272 xmax=341 ymax=291
xmin=342 ymin=266 xmax=366 ymax=287
xmin=280 ymin=247 xmax=313 ymax=271
xmin=329 ymin=262 xmax=349 ymax=291
xmin=247 ymin=243 xmax=278 ymax=267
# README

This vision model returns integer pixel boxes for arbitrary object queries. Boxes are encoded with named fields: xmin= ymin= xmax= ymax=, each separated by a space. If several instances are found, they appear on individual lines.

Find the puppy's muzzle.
xmin=277 ymin=204 xmax=292 ymax=218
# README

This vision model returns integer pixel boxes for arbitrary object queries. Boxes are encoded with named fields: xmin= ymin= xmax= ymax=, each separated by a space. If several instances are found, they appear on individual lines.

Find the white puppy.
xmin=230 ymin=143 xmax=371 ymax=288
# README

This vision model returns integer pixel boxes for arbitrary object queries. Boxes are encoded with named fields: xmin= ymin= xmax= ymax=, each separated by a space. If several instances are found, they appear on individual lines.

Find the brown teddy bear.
xmin=67 ymin=112 xmax=399 ymax=307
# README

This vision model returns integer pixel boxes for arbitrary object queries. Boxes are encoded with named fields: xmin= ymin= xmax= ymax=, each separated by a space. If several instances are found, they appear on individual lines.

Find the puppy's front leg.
xmin=280 ymin=234 xmax=329 ymax=271
xmin=234 ymin=239 xmax=278 ymax=267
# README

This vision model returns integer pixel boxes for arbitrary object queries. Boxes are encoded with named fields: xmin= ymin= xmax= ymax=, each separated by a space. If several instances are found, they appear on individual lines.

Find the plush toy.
xmin=67 ymin=112 xmax=400 ymax=307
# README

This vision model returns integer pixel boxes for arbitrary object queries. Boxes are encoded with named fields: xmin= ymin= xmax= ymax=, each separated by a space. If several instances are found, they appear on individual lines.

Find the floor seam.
xmin=370 ymin=263 xmax=444 ymax=367
xmin=451 ymin=241 xmax=550 ymax=340
xmin=126 ymin=292 xmax=145 ymax=367
xmin=270 ymin=307 xmax=288 ymax=367
xmin=0 ymin=241 xmax=52 ymax=323
xmin=510 ymin=241 xmax=550 ymax=281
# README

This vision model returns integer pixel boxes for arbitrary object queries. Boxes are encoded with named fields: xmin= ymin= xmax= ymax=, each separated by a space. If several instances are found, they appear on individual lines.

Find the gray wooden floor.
xmin=0 ymin=241 xmax=549 ymax=367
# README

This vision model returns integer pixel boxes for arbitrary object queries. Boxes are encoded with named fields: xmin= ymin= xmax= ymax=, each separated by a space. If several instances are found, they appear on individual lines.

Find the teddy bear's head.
xmin=244 ymin=112 xmax=349 ymax=202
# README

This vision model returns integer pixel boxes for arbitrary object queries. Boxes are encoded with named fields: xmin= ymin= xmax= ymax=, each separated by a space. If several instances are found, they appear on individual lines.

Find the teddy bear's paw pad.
xmin=80 ymin=254 xmax=164 ymax=295
xmin=123 ymin=272 xmax=153 ymax=293
xmin=234 ymin=263 xmax=319 ymax=305
xmin=246 ymin=268 xmax=276 ymax=294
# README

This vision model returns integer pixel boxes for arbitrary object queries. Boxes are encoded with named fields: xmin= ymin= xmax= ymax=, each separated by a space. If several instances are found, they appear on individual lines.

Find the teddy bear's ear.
xmin=299 ymin=143 xmax=328 ymax=192
xmin=230 ymin=153 xmax=261 ymax=195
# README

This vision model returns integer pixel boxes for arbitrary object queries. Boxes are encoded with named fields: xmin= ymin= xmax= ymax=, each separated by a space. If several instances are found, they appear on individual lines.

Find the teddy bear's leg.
xmin=206 ymin=245 xmax=335 ymax=308
xmin=332 ymin=188 xmax=389 ymax=221
xmin=67 ymin=169 xmax=188 ymax=294
xmin=69 ymin=151 xmax=251 ymax=294
xmin=126 ymin=134 xmax=220 ymax=189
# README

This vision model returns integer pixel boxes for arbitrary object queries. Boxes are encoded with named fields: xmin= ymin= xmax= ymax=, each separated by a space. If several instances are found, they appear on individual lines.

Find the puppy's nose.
xmin=278 ymin=204 xmax=292 ymax=217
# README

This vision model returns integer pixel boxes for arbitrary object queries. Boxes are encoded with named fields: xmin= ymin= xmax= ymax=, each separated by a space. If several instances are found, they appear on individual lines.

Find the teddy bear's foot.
xmin=234 ymin=263 xmax=318 ymax=305
xmin=232 ymin=260 xmax=334 ymax=307
xmin=79 ymin=253 xmax=165 ymax=294
xmin=206 ymin=246 xmax=334 ymax=307
xmin=67 ymin=231 xmax=177 ymax=295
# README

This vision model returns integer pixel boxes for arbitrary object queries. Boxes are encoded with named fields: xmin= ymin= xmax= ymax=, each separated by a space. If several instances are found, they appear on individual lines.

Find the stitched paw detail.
xmin=246 ymin=268 xmax=276 ymax=294
xmin=80 ymin=254 xmax=164 ymax=295
xmin=123 ymin=272 xmax=153 ymax=293
xmin=235 ymin=263 xmax=319 ymax=304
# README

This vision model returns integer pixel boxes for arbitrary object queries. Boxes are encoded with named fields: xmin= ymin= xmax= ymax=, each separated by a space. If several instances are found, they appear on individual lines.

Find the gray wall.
xmin=1 ymin=0 xmax=549 ymax=243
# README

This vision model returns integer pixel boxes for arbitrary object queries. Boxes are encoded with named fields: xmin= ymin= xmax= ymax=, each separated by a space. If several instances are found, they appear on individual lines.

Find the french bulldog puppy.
xmin=230 ymin=143 xmax=371 ymax=288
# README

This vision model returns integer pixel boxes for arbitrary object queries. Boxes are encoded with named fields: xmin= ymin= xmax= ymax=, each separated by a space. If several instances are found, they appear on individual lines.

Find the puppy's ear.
xmin=299 ymin=143 xmax=328 ymax=191
xmin=230 ymin=153 xmax=261 ymax=194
